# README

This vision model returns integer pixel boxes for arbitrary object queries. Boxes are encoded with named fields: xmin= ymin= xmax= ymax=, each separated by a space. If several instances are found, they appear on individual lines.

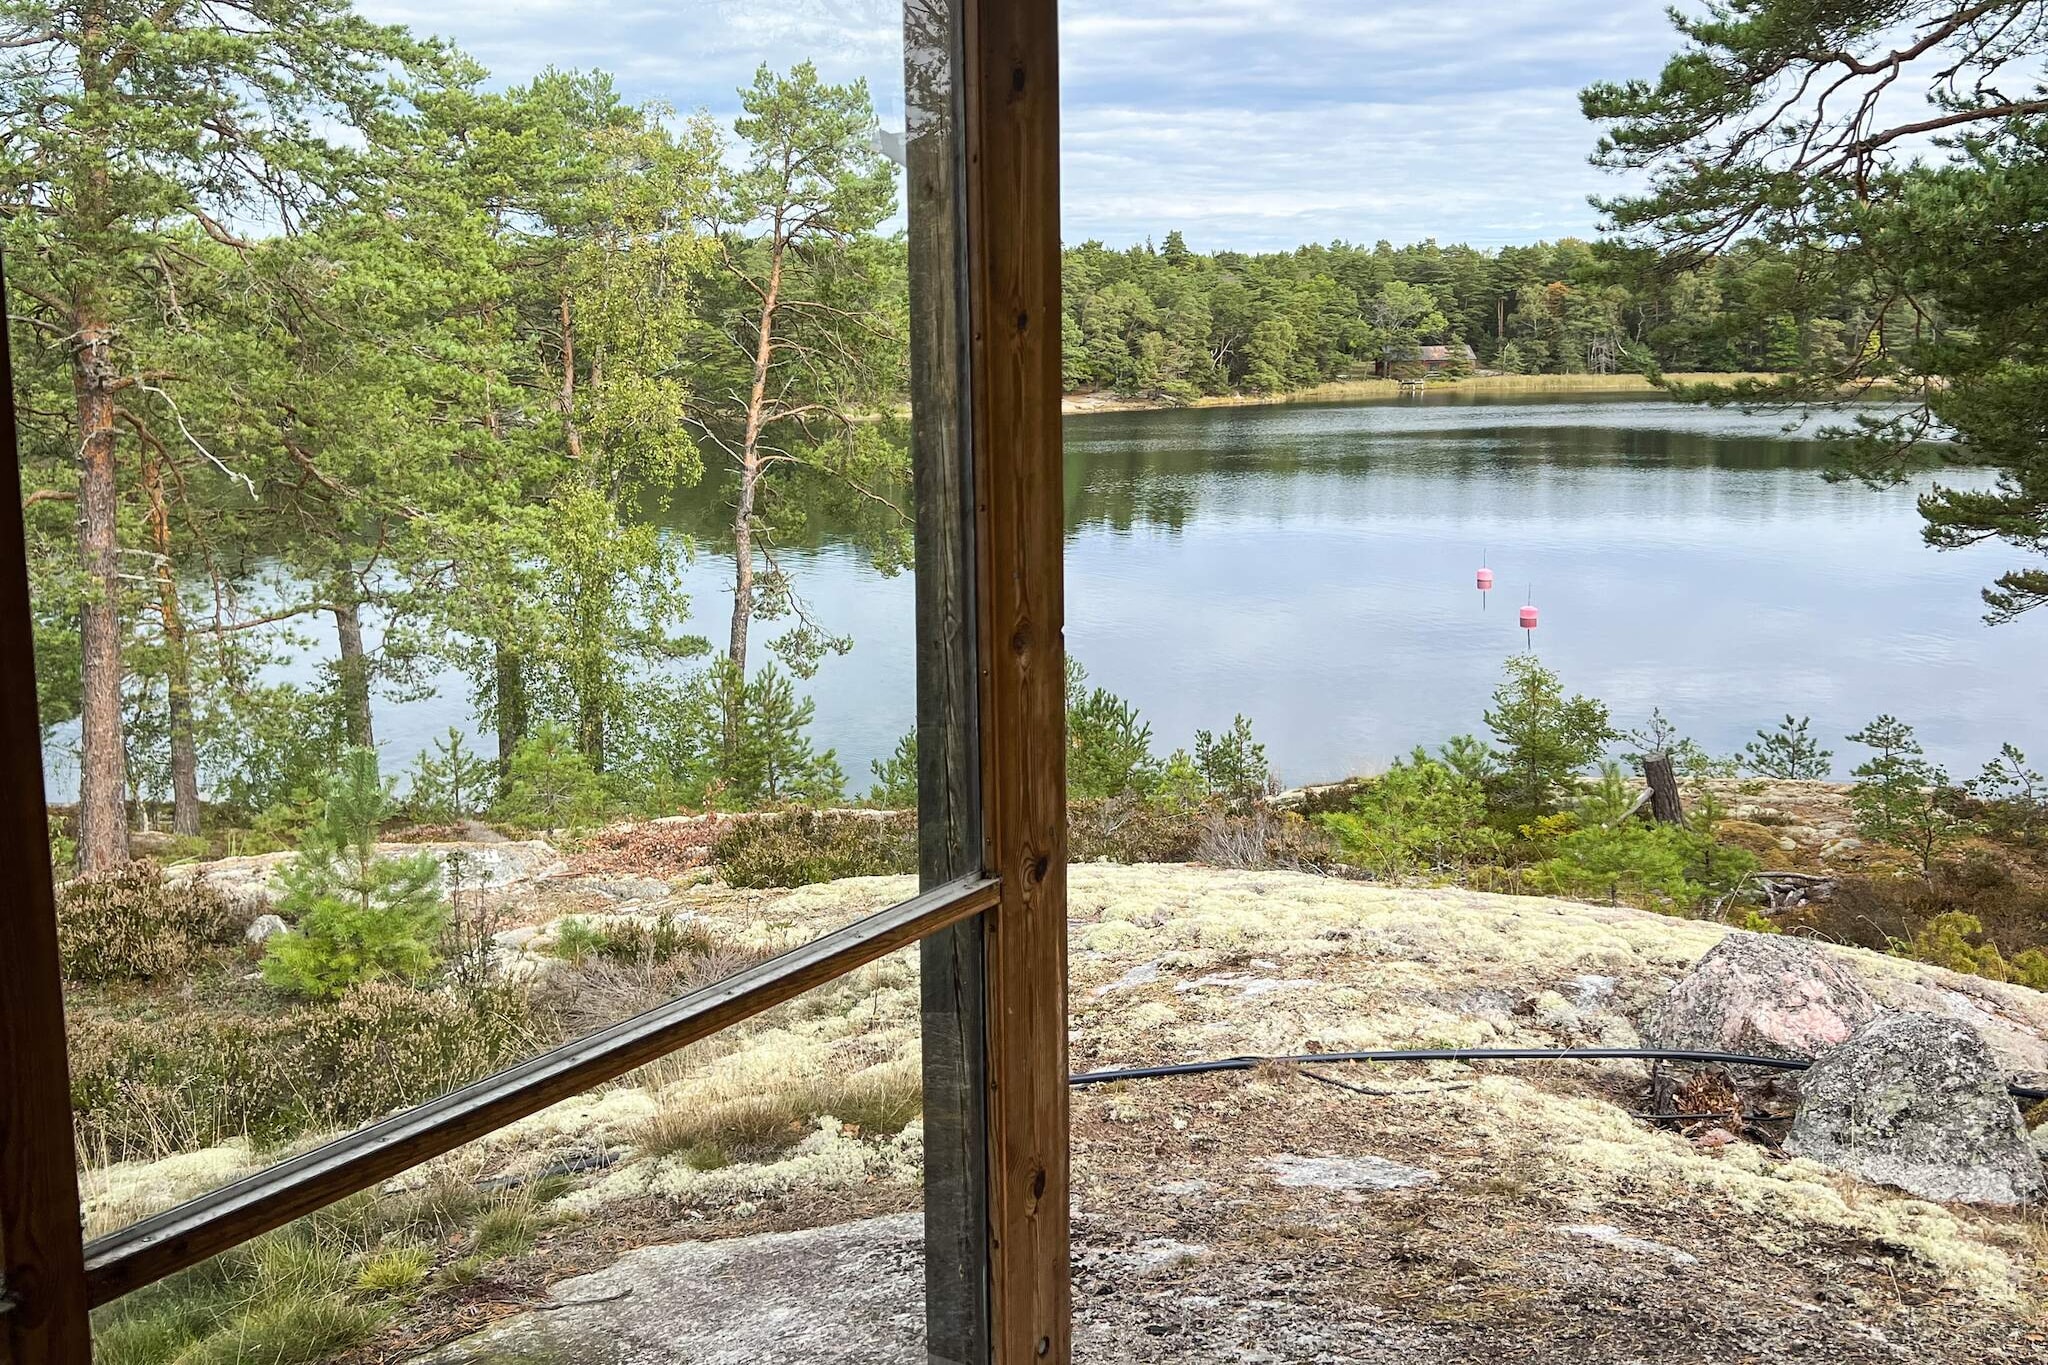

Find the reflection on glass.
xmin=15 ymin=1 xmax=936 ymax=1235
xmin=86 ymin=954 xmax=928 ymax=1359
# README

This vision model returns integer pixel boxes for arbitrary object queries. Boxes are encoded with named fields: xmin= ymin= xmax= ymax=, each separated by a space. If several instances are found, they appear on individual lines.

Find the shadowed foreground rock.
xmin=426 ymin=1214 xmax=924 ymax=1365
xmin=1644 ymin=931 xmax=1877 ymax=1060
xmin=1788 ymin=1012 xmax=2047 ymax=1207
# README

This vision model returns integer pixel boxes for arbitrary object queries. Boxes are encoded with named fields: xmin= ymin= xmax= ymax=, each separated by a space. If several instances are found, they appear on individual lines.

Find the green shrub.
xmin=548 ymin=913 xmax=710 ymax=966
xmin=1527 ymin=772 xmax=1757 ymax=913
xmin=264 ymin=749 xmax=448 ymax=999
xmin=295 ymin=980 xmax=540 ymax=1121
xmin=57 ymin=859 xmax=245 ymax=983
xmin=1317 ymin=749 xmax=1504 ymax=879
xmin=1894 ymin=911 xmax=2048 ymax=989
xmin=713 ymin=808 xmax=917 ymax=888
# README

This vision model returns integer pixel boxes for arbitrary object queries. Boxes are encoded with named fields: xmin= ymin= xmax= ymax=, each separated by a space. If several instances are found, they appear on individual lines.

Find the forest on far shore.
xmin=1060 ymin=231 xmax=1868 ymax=400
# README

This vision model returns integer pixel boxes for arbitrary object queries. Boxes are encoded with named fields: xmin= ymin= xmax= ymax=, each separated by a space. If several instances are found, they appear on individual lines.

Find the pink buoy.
xmin=1519 ymin=604 xmax=1539 ymax=630
xmin=1476 ymin=567 xmax=1494 ymax=590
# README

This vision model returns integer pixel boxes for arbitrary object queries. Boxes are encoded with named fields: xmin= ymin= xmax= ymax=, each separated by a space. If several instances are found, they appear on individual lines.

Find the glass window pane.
xmin=11 ymin=0 xmax=972 ymax=1264
xmin=86 ymin=959 xmax=930 ymax=1360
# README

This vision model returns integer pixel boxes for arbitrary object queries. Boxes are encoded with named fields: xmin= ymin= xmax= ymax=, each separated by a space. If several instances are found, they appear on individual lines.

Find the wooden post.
xmin=962 ymin=0 xmax=1070 ymax=1360
xmin=0 ymin=256 xmax=94 ymax=1363
xmin=1644 ymin=753 xmax=1686 ymax=825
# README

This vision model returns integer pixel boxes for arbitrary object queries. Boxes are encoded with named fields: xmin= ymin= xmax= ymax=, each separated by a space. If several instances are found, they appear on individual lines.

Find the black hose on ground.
xmin=1066 ymin=1045 xmax=2048 ymax=1105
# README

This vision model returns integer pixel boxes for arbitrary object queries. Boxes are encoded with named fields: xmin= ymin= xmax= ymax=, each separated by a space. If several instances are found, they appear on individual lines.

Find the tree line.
xmin=16 ymin=0 xmax=2046 ymax=877
xmin=1060 ymin=231 xmax=1876 ymax=399
xmin=5 ymin=0 xmax=907 ymax=871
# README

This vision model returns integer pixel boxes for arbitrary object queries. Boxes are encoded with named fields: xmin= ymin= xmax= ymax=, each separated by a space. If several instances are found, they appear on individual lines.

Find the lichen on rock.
xmin=1787 ymin=1011 xmax=2047 ymax=1208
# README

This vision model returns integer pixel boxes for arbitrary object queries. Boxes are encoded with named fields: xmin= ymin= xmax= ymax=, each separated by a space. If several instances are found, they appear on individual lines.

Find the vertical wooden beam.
xmin=961 ymin=1 xmax=1069 ymax=1361
xmin=907 ymin=0 xmax=991 ymax=1360
xmin=0 ymin=261 xmax=93 ymax=1362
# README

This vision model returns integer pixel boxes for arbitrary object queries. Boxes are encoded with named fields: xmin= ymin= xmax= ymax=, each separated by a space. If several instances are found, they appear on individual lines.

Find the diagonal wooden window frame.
xmin=0 ymin=0 xmax=1066 ymax=1360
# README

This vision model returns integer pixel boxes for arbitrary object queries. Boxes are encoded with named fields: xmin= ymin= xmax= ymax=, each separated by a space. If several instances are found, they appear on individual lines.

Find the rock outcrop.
xmin=1644 ymin=932 xmax=1878 ymax=1061
xmin=425 ymin=1213 xmax=924 ymax=1364
xmin=1788 ymin=1011 xmax=2046 ymax=1207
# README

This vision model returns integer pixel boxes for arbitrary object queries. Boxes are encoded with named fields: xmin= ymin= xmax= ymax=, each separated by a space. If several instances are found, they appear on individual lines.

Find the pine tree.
xmin=0 ymin=0 xmax=448 ymax=867
xmin=1483 ymin=655 xmax=1616 ymax=813
xmin=263 ymin=748 xmax=447 ymax=998
xmin=688 ymin=61 xmax=907 ymax=711
xmin=1742 ymin=716 xmax=1833 ymax=780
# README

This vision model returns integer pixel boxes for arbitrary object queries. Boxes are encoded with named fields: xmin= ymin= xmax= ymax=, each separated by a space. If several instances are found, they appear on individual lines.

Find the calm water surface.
xmin=661 ymin=389 xmax=2045 ymax=787
xmin=44 ymin=391 xmax=2048 ymax=795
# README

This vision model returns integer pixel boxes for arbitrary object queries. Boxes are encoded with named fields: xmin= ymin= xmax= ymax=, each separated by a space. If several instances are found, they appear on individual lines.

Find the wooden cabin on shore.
xmin=1373 ymin=342 xmax=1477 ymax=379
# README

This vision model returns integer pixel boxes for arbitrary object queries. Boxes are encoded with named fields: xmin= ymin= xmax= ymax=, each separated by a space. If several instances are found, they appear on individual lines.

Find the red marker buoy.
xmin=1476 ymin=567 xmax=1494 ymax=591
xmin=1519 ymin=604 xmax=1539 ymax=630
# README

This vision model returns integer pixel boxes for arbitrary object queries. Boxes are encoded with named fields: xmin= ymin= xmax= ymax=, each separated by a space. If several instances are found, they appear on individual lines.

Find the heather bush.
xmin=69 ymin=981 xmax=536 ymax=1161
xmin=712 ymin=808 xmax=916 ymax=888
xmin=548 ymin=912 xmax=715 ymax=967
xmin=58 ymin=859 xmax=246 ymax=983
xmin=1067 ymin=794 xmax=1206 ymax=863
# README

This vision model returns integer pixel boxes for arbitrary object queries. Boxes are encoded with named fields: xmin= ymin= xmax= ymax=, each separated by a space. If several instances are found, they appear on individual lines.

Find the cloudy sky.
xmin=358 ymin=0 xmax=1700 ymax=252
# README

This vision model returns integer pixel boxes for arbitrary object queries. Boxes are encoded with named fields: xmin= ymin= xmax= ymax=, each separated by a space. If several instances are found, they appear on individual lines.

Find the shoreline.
xmin=1060 ymin=371 xmax=1789 ymax=416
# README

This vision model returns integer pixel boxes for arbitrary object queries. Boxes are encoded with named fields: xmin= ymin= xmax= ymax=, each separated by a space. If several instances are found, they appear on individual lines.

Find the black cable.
xmin=1066 ymin=1045 xmax=2048 ymax=1104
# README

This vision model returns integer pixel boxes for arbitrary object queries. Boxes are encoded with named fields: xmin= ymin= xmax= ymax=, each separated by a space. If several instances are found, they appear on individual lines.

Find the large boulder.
xmin=1788 ymin=1011 xmax=2045 ymax=1207
xmin=1645 ymin=932 xmax=1877 ymax=1061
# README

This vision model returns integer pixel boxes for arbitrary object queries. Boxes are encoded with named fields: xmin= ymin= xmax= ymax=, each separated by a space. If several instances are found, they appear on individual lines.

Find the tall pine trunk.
xmin=143 ymin=451 xmax=201 ymax=836
xmin=70 ymin=15 xmax=129 ymax=867
xmin=331 ymin=571 xmax=374 ymax=749
xmin=724 ymin=247 xmax=784 ymax=760
xmin=494 ymin=642 xmax=527 ymax=780
xmin=73 ymin=319 xmax=129 ymax=869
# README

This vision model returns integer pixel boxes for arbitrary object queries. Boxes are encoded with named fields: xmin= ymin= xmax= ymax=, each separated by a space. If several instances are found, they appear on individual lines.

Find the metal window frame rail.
xmin=0 ymin=0 xmax=1068 ymax=1358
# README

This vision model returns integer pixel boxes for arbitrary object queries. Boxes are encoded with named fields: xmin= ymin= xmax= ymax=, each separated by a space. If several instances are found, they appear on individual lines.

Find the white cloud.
xmin=353 ymin=0 xmax=1709 ymax=249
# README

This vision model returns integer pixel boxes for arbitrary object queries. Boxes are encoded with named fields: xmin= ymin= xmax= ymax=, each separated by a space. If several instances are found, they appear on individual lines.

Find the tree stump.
xmin=1644 ymin=753 xmax=1685 ymax=825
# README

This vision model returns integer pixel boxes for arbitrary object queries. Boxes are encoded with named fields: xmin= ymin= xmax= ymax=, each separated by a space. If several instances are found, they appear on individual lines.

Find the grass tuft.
xmin=353 ymin=1243 xmax=434 ymax=1294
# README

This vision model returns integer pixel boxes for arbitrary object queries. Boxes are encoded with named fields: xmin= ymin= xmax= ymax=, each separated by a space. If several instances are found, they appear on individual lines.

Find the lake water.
xmin=41 ymin=391 xmax=2048 ymax=797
